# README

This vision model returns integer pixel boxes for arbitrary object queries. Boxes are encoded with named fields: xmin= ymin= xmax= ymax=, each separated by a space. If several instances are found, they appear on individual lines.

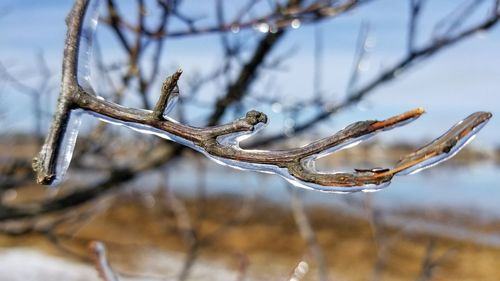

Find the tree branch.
xmin=33 ymin=0 xmax=492 ymax=195
xmin=101 ymin=0 xmax=363 ymax=39
xmin=32 ymin=0 xmax=89 ymax=185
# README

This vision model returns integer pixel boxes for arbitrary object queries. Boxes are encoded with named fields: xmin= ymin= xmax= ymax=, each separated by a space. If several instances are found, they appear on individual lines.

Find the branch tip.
xmin=89 ymin=241 xmax=119 ymax=281
xmin=369 ymin=107 xmax=424 ymax=130
xmin=32 ymin=155 xmax=56 ymax=185
xmin=152 ymin=70 xmax=183 ymax=120
xmin=245 ymin=110 xmax=268 ymax=125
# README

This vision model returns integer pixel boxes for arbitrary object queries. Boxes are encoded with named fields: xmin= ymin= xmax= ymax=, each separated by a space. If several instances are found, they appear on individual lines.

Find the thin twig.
xmin=89 ymin=241 xmax=121 ymax=281
xmin=415 ymin=240 xmax=456 ymax=281
xmin=102 ymin=0 xmax=363 ymax=39
xmin=408 ymin=0 xmax=425 ymax=53
xmin=290 ymin=187 xmax=328 ymax=281
xmin=153 ymin=69 xmax=182 ymax=120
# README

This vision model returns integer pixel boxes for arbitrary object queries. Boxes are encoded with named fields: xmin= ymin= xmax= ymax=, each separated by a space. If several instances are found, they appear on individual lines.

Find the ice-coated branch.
xmin=32 ymin=0 xmax=89 ymax=185
xmin=33 ymin=0 xmax=492 ymax=193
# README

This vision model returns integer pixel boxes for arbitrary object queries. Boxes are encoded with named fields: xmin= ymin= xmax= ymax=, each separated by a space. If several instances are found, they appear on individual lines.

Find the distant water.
xmin=159 ymin=158 xmax=500 ymax=218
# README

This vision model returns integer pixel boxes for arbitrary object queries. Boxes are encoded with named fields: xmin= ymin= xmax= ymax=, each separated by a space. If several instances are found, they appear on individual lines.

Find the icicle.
xmin=77 ymin=0 xmax=101 ymax=95
xmin=50 ymin=110 xmax=83 ymax=186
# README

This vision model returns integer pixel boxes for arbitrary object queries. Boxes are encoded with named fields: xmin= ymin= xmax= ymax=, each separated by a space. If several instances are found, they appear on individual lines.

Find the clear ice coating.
xmin=299 ymin=115 xmax=421 ymax=177
xmin=51 ymin=110 xmax=83 ymax=186
xmin=163 ymin=86 xmax=180 ymax=117
xmin=395 ymin=112 xmax=490 ymax=176
xmin=48 ymin=108 xmax=489 ymax=193
xmin=216 ymin=122 xmax=266 ymax=146
xmin=77 ymin=108 xmax=383 ymax=193
xmin=296 ymin=119 xmax=413 ymax=193
xmin=77 ymin=0 xmax=100 ymax=95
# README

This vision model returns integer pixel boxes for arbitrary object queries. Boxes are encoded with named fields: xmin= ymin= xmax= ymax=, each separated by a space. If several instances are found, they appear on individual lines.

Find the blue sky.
xmin=1 ymin=0 xmax=499 ymax=147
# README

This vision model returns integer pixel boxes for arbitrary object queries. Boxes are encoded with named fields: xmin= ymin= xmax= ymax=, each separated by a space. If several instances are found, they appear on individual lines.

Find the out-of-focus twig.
xmin=408 ymin=0 xmax=425 ymax=53
xmin=415 ymin=240 xmax=456 ymax=281
xmin=0 ymin=54 xmax=53 ymax=140
xmin=89 ymin=241 xmax=121 ymax=281
xmin=290 ymin=187 xmax=328 ymax=281
xmin=102 ymin=0 xmax=364 ymax=39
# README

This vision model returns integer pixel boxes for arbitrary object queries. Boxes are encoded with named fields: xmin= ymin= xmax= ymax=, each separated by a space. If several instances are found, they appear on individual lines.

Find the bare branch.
xmin=415 ymin=240 xmax=456 ymax=281
xmin=313 ymin=25 xmax=323 ymax=100
xmin=346 ymin=22 xmax=370 ymax=94
xmin=290 ymin=188 xmax=328 ymax=281
xmin=105 ymin=0 xmax=132 ymax=54
xmin=1 ymin=141 xmax=180 ymax=221
xmin=207 ymin=26 xmax=286 ymax=125
xmin=408 ymin=0 xmax=425 ymax=53
xmin=0 ymin=55 xmax=53 ymax=139
xmin=101 ymin=0 xmax=364 ymax=39
xmin=89 ymin=241 xmax=121 ymax=281
xmin=432 ymin=0 xmax=484 ymax=40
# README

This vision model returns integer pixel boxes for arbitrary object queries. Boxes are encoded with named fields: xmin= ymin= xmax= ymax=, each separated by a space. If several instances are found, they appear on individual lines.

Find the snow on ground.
xmin=0 ymin=248 xmax=99 ymax=281
xmin=0 ymin=248 xmax=240 ymax=281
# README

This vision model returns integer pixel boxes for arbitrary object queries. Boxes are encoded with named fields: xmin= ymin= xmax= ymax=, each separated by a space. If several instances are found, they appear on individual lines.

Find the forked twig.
xmin=33 ymin=0 xmax=492 ymax=194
